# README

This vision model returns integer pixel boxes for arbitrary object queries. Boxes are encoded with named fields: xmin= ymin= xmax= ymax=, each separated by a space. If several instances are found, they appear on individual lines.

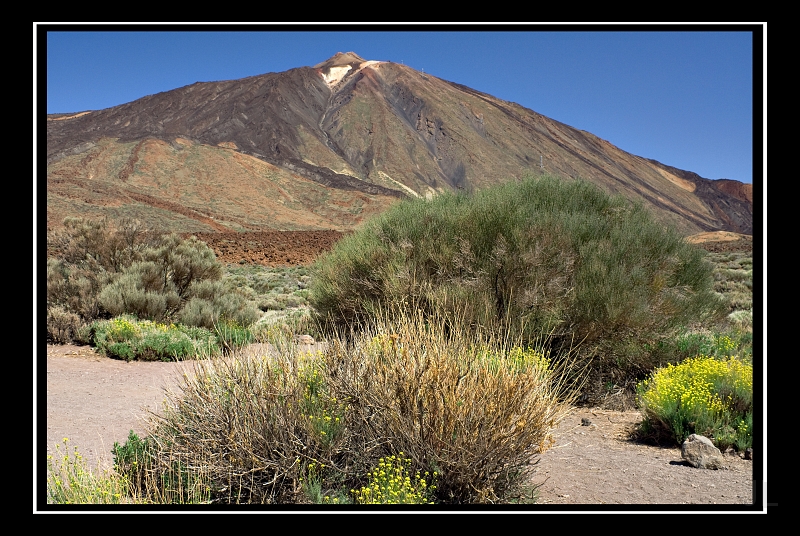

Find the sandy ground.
xmin=40 ymin=344 xmax=760 ymax=509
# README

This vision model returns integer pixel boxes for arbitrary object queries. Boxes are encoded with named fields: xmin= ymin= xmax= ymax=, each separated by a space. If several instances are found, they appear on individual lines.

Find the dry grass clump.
xmin=140 ymin=349 xmax=319 ymax=504
xmin=321 ymin=309 xmax=581 ymax=503
xmin=132 ymin=309 xmax=580 ymax=504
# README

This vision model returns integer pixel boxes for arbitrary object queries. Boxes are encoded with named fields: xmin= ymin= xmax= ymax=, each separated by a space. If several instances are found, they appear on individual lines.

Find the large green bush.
xmin=309 ymin=175 xmax=726 ymax=392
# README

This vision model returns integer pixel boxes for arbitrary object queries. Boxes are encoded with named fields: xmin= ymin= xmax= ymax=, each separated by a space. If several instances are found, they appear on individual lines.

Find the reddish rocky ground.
xmin=187 ymin=229 xmax=752 ymax=267
xmin=186 ymin=230 xmax=348 ymax=267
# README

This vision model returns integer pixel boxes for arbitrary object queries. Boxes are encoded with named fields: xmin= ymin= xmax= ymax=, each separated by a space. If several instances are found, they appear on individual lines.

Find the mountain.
xmin=46 ymin=52 xmax=753 ymax=236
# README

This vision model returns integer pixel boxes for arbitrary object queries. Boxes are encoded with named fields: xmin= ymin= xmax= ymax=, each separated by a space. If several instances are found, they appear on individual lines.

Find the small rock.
xmin=681 ymin=434 xmax=723 ymax=469
xmin=294 ymin=334 xmax=315 ymax=345
xmin=744 ymin=448 xmax=753 ymax=460
xmin=581 ymin=418 xmax=592 ymax=426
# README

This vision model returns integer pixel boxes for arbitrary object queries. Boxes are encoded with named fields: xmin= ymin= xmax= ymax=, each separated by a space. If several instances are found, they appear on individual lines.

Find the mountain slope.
xmin=46 ymin=52 xmax=752 ymax=235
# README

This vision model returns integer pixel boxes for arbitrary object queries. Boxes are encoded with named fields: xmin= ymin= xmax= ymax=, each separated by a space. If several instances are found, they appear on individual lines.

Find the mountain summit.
xmin=313 ymin=51 xmax=368 ymax=69
xmin=46 ymin=53 xmax=752 ymax=235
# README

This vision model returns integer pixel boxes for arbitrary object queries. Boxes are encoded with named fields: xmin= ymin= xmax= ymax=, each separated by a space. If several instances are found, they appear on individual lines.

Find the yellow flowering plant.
xmin=351 ymin=453 xmax=437 ymax=505
xmin=636 ymin=354 xmax=753 ymax=450
xmin=47 ymin=438 xmax=133 ymax=504
xmin=108 ymin=316 xmax=142 ymax=340
xmin=475 ymin=345 xmax=552 ymax=377
xmin=298 ymin=354 xmax=346 ymax=448
xmin=90 ymin=315 xmax=220 ymax=361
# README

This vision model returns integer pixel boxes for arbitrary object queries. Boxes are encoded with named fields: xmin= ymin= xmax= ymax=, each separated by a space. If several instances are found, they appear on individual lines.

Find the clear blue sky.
xmin=40 ymin=24 xmax=761 ymax=184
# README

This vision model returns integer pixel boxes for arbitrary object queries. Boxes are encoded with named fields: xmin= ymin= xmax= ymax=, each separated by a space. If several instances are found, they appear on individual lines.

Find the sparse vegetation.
xmin=47 ymin=438 xmax=138 ymax=504
xmin=707 ymin=250 xmax=754 ymax=315
xmin=110 ymin=430 xmax=213 ymax=504
xmin=46 ymin=217 xmax=261 ymax=355
xmin=44 ymin=184 xmax=755 ymax=505
xmin=224 ymin=263 xmax=320 ymax=340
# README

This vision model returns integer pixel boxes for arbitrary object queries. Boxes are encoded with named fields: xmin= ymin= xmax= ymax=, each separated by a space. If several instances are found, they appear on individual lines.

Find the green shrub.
xmin=179 ymin=279 xmax=262 ymax=330
xmin=213 ymin=319 xmax=255 ymax=354
xmin=136 ymin=330 xmax=196 ymax=361
xmin=636 ymin=355 xmax=753 ymax=450
xmin=47 ymin=216 xmax=154 ymax=272
xmin=310 ymin=175 xmax=726 ymax=394
xmin=89 ymin=315 xmax=219 ymax=361
xmin=647 ymin=328 xmax=753 ymax=369
xmin=46 ymin=217 xmax=157 ymax=338
xmin=98 ymin=261 xmax=181 ymax=321
xmin=112 ymin=430 xmax=154 ymax=497
xmin=675 ymin=331 xmax=742 ymax=360
xmin=174 ymin=323 xmax=222 ymax=354
xmin=112 ymin=431 xmax=211 ymax=504
xmin=46 ymin=257 xmax=113 ymax=335
xmin=717 ymin=268 xmax=752 ymax=283
xmin=105 ymin=341 xmax=137 ymax=361
xmin=98 ymin=234 xmax=224 ymax=324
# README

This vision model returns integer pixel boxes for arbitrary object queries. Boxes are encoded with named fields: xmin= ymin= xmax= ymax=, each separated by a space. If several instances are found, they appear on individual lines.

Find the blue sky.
xmin=40 ymin=24 xmax=761 ymax=184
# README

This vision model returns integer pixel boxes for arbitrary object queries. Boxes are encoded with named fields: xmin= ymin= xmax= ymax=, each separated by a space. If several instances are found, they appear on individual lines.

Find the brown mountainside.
xmin=46 ymin=52 xmax=752 ymax=236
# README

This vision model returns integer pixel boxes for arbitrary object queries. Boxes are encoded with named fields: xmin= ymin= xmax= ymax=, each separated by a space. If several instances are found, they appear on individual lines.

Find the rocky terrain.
xmin=187 ymin=229 xmax=751 ymax=268
xmin=186 ymin=230 xmax=347 ymax=267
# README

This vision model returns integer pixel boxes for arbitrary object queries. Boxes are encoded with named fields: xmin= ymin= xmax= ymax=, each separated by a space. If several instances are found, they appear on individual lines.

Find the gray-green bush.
xmin=46 ymin=217 xmax=261 ymax=344
xmin=46 ymin=304 xmax=82 ymax=344
xmin=309 ymin=175 xmax=726 ymax=394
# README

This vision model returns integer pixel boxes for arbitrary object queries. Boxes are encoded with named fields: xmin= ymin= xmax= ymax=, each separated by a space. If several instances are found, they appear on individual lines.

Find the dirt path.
xmin=43 ymin=344 xmax=191 ymax=472
xmin=528 ymin=408 xmax=755 ymax=506
xmin=41 ymin=344 xmax=758 ymax=508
